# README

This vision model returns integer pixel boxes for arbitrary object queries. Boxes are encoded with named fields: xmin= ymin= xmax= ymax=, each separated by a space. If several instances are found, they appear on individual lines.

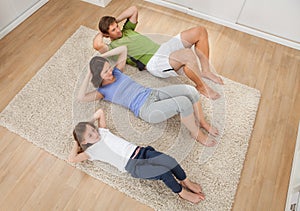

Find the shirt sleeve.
xmin=122 ymin=19 xmax=137 ymax=31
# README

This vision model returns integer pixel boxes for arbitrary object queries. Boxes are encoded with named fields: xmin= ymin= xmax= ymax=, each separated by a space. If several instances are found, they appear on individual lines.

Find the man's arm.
xmin=93 ymin=32 xmax=109 ymax=53
xmin=116 ymin=6 xmax=138 ymax=24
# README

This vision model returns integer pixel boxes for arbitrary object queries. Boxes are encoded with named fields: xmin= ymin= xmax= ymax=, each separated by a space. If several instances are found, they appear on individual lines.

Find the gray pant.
xmin=139 ymin=84 xmax=200 ymax=123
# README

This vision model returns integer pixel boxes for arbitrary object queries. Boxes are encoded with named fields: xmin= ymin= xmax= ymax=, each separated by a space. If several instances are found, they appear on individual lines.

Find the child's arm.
xmin=68 ymin=141 xmax=90 ymax=163
xmin=100 ymin=46 xmax=127 ymax=72
xmin=77 ymin=69 xmax=104 ymax=102
xmin=92 ymin=108 xmax=107 ymax=128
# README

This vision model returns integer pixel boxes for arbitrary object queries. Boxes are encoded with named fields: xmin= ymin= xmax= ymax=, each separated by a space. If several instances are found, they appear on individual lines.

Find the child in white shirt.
xmin=69 ymin=108 xmax=205 ymax=204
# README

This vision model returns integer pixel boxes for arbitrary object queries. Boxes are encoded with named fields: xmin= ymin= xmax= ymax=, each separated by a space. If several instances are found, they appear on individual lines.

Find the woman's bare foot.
xmin=201 ymin=122 xmax=219 ymax=137
xmin=178 ymin=188 xmax=204 ymax=204
xmin=194 ymin=132 xmax=217 ymax=147
xmin=201 ymin=71 xmax=224 ymax=85
xmin=180 ymin=178 xmax=203 ymax=194
xmin=196 ymin=85 xmax=220 ymax=100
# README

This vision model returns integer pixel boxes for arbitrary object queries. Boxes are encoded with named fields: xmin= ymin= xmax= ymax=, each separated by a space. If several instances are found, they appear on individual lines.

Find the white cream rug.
xmin=0 ymin=26 xmax=261 ymax=211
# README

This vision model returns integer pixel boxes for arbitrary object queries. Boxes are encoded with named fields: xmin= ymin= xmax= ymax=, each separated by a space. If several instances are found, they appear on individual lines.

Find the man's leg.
xmin=169 ymin=48 xmax=220 ymax=99
xmin=180 ymin=26 xmax=224 ymax=85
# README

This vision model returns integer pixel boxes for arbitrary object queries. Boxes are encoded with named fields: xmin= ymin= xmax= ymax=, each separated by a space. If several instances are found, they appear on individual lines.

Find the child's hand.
xmin=92 ymin=108 xmax=107 ymax=128
xmin=93 ymin=108 xmax=104 ymax=120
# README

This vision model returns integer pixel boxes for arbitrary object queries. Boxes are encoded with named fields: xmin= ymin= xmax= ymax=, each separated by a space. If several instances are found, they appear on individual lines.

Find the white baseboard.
xmin=0 ymin=0 xmax=48 ymax=39
xmin=145 ymin=0 xmax=300 ymax=50
xmin=81 ymin=0 xmax=112 ymax=7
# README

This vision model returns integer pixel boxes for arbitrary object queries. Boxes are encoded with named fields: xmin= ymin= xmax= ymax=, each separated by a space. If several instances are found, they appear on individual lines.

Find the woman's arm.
xmin=77 ymin=69 xmax=103 ymax=102
xmin=101 ymin=46 xmax=127 ymax=72
xmin=116 ymin=6 xmax=138 ymax=24
xmin=92 ymin=108 xmax=107 ymax=128
xmin=68 ymin=141 xmax=90 ymax=163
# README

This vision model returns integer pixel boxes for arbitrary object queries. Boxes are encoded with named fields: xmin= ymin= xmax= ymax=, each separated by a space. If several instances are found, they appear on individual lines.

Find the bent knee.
xmin=196 ymin=26 xmax=208 ymax=37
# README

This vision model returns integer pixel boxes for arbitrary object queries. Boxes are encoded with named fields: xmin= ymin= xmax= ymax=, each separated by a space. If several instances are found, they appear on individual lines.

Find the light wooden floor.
xmin=0 ymin=0 xmax=299 ymax=210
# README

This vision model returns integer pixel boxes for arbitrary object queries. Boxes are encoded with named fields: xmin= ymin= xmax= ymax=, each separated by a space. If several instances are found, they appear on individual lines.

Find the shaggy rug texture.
xmin=0 ymin=26 xmax=261 ymax=211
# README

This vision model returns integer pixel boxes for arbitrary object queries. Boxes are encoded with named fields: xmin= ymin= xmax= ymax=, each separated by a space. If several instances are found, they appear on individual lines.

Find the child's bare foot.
xmin=180 ymin=179 xmax=203 ymax=195
xmin=201 ymin=71 xmax=224 ymax=85
xmin=194 ymin=132 xmax=217 ymax=147
xmin=178 ymin=188 xmax=204 ymax=204
xmin=201 ymin=123 xmax=219 ymax=137
xmin=196 ymin=85 xmax=220 ymax=100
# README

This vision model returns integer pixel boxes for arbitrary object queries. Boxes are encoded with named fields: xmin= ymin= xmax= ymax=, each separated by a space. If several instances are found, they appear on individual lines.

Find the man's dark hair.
xmin=98 ymin=16 xmax=117 ymax=34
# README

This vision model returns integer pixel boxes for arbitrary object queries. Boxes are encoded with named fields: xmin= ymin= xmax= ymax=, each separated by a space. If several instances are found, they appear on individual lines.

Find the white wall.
xmin=0 ymin=0 xmax=48 ymax=39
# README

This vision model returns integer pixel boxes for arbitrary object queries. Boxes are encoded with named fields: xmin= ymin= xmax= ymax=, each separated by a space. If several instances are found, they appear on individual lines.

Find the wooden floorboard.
xmin=0 ymin=0 xmax=299 ymax=210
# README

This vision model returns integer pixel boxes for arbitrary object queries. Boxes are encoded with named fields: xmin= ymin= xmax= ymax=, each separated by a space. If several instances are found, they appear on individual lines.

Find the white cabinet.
xmin=0 ymin=0 xmax=48 ymax=39
xmin=164 ymin=0 xmax=245 ymax=22
xmin=285 ymin=122 xmax=300 ymax=211
xmin=237 ymin=0 xmax=300 ymax=43
xmin=147 ymin=0 xmax=300 ymax=50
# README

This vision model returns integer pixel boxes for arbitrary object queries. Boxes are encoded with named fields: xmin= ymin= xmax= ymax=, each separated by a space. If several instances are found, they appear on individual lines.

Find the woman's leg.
xmin=139 ymin=86 xmax=217 ymax=146
xmin=157 ymin=85 xmax=218 ymax=136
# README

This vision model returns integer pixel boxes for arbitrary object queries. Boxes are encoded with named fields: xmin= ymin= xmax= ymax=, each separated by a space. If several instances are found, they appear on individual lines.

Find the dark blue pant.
xmin=125 ymin=146 xmax=187 ymax=193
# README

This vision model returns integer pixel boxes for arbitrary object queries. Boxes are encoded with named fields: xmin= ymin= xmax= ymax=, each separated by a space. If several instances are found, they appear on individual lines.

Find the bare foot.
xmin=180 ymin=179 xmax=203 ymax=194
xmin=201 ymin=123 xmax=219 ymax=137
xmin=196 ymin=85 xmax=220 ymax=100
xmin=195 ymin=132 xmax=217 ymax=147
xmin=202 ymin=71 xmax=224 ymax=85
xmin=178 ymin=188 xmax=204 ymax=204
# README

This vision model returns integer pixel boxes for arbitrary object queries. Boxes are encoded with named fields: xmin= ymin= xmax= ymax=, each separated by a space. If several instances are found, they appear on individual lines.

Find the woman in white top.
xmin=69 ymin=108 xmax=206 ymax=204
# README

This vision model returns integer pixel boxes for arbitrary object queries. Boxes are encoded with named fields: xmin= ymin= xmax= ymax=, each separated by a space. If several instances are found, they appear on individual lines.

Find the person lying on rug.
xmin=69 ymin=108 xmax=205 ymax=204
xmin=93 ymin=6 xmax=224 ymax=100
xmin=78 ymin=45 xmax=218 ymax=147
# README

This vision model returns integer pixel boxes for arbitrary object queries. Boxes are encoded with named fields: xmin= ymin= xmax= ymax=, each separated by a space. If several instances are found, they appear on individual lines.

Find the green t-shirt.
xmin=109 ymin=20 xmax=160 ymax=66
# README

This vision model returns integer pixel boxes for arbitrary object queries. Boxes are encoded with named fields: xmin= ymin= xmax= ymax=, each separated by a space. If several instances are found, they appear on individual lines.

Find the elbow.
xmin=77 ymin=96 xmax=84 ymax=102
xmin=68 ymin=156 xmax=76 ymax=163
xmin=131 ymin=5 xmax=138 ymax=13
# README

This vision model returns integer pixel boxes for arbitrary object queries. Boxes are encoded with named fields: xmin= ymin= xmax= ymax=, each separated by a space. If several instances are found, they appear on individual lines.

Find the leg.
xmin=180 ymin=26 xmax=224 ymax=84
xmin=158 ymin=85 xmax=218 ymax=137
xmin=139 ymin=85 xmax=218 ymax=145
xmin=169 ymin=48 xmax=220 ymax=99
xmin=193 ymin=101 xmax=219 ymax=137
xmin=137 ymin=147 xmax=204 ymax=203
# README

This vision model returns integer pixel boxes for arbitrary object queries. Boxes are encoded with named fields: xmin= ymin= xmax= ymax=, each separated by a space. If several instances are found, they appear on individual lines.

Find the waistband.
xmin=130 ymin=146 xmax=142 ymax=159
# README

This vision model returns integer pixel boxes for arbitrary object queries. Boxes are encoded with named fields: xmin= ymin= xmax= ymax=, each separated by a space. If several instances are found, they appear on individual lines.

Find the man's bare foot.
xmin=180 ymin=179 xmax=203 ymax=195
xmin=196 ymin=85 xmax=220 ymax=100
xmin=202 ymin=71 xmax=224 ymax=85
xmin=194 ymin=132 xmax=217 ymax=147
xmin=178 ymin=188 xmax=204 ymax=204
xmin=201 ymin=122 xmax=219 ymax=137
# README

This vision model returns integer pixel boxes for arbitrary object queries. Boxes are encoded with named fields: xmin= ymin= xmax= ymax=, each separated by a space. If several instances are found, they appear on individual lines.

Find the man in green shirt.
xmin=93 ymin=6 xmax=223 ymax=100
